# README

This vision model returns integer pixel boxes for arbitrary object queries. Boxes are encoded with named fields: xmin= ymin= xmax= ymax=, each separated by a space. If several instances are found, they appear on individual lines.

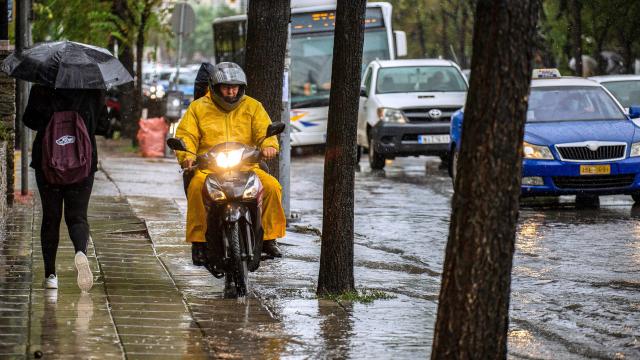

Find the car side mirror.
xmin=266 ymin=122 xmax=286 ymax=138
xmin=629 ymin=106 xmax=640 ymax=119
xmin=166 ymin=137 xmax=188 ymax=152
xmin=360 ymin=86 xmax=367 ymax=98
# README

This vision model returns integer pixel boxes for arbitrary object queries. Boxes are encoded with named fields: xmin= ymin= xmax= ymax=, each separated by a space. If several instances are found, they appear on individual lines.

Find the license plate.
xmin=580 ymin=164 xmax=610 ymax=175
xmin=418 ymin=134 xmax=450 ymax=144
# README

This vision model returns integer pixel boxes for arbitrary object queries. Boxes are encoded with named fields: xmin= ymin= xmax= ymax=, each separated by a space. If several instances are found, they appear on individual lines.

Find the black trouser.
xmin=35 ymin=171 xmax=94 ymax=277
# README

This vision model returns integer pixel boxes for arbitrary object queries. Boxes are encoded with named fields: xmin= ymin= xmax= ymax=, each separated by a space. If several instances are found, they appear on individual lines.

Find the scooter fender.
xmin=223 ymin=203 xmax=247 ymax=223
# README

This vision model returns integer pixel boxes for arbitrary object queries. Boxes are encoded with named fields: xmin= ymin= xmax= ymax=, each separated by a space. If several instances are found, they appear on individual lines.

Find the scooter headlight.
xmin=205 ymin=177 xmax=226 ymax=201
xmin=215 ymin=149 xmax=244 ymax=169
xmin=242 ymin=174 xmax=261 ymax=199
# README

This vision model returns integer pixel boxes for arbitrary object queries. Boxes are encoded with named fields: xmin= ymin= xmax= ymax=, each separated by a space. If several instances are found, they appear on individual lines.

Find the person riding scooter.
xmin=175 ymin=62 xmax=286 ymax=264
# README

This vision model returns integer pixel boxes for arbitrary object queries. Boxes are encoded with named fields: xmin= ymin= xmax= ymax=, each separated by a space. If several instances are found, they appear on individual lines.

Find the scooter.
xmin=167 ymin=122 xmax=285 ymax=298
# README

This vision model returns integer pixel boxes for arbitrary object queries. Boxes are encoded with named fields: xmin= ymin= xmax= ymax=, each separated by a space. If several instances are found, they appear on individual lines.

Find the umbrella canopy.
xmin=1 ymin=40 xmax=133 ymax=89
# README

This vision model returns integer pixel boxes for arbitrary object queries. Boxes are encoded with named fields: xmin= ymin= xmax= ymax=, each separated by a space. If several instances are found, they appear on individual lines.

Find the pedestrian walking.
xmin=23 ymin=85 xmax=108 ymax=291
xmin=2 ymin=40 xmax=134 ymax=291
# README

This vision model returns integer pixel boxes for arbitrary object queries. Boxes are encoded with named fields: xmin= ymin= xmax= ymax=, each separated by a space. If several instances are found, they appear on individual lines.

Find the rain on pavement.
xmin=1 ymin=142 xmax=639 ymax=359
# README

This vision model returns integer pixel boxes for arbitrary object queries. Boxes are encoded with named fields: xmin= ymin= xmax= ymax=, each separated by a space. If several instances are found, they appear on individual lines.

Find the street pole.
xmin=16 ymin=0 xmax=30 ymax=196
xmin=174 ymin=2 xmax=186 ymax=90
xmin=279 ymin=24 xmax=292 ymax=219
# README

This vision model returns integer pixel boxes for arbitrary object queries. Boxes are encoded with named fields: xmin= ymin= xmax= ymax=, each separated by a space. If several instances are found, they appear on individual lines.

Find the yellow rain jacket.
xmin=175 ymin=94 xmax=286 ymax=243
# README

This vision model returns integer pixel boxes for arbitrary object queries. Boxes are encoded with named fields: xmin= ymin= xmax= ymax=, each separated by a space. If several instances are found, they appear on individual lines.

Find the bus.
xmin=213 ymin=1 xmax=407 ymax=147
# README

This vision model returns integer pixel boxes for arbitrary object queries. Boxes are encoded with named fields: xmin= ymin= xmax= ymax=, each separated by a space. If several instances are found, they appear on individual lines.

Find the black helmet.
xmin=209 ymin=62 xmax=247 ymax=111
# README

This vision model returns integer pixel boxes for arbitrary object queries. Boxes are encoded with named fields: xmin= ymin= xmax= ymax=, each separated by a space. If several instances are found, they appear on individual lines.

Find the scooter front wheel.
xmin=229 ymin=222 xmax=249 ymax=297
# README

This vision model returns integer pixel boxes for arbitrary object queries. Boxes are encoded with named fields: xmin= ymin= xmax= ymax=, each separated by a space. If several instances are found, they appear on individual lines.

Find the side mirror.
xmin=166 ymin=137 xmax=188 ymax=152
xmin=360 ymin=86 xmax=367 ymax=98
xmin=266 ymin=122 xmax=286 ymax=138
xmin=394 ymin=30 xmax=408 ymax=57
xmin=629 ymin=106 xmax=640 ymax=119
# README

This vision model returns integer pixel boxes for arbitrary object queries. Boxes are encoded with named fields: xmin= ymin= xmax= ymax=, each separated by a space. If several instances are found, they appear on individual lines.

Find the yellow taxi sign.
xmin=532 ymin=68 xmax=561 ymax=79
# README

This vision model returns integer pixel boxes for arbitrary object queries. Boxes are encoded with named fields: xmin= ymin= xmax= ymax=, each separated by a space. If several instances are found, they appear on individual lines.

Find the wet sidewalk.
xmin=0 ymin=194 xmax=213 ymax=358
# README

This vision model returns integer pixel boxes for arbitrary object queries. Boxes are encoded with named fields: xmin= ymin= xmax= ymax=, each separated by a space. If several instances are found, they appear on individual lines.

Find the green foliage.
xmin=387 ymin=0 xmax=474 ymax=68
xmin=180 ymin=4 xmax=238 ymax=62
xmin=31 ymin=0 xmax=112 ymax=46
xmin=322 ymin=289 xmax=396 ymax=304
xmin=541 ymin=0 xmax=640 ymax=75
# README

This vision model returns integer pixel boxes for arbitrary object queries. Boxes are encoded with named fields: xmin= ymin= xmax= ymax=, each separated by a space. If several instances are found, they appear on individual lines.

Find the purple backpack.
xmin=42 ymin=111 xmax=92 ymax=185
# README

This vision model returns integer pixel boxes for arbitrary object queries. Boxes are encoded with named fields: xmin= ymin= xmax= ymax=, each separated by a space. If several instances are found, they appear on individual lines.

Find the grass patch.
xmin=119 ymin=144 xmax=138 ymax=154
xmin=322 ymin=289 xmax=396 ymax=304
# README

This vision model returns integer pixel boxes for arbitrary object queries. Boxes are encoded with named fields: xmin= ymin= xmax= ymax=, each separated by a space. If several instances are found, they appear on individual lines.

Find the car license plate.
xmin=418 ymin=135 xmax=450 ymax=144
xmin=580 ymin=164 xmax=610 ymax=175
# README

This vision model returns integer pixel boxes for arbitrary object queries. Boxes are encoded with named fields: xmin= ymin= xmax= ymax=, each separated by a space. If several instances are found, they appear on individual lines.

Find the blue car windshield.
xmin=527 ymin=86 xmax=626 ymax=122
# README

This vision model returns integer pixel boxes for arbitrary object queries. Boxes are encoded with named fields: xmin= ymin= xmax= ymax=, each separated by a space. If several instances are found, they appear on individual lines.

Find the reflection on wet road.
xmin=286 ymin=154 xmax=640 ymax=359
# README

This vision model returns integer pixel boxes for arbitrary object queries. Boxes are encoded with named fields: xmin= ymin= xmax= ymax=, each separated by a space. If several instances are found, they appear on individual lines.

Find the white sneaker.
xmin=44 ymin=274 xmax=58 ymax=289
xmin=74 ymin=252 xmax=93 ymax=292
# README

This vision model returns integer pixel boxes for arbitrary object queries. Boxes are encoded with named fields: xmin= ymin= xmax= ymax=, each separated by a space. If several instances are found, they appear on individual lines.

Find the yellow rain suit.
xmin=175 ymin=94 xmax=286 ymax=243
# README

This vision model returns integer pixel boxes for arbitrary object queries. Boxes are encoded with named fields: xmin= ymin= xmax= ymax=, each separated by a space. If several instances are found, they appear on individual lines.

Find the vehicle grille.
xmin=552 ymin=174 xmax=636 ymax=189
xmin=403 ymin=107 xmax=461 ymax=123
xmin=556 ymin=144 xmax=626 ymax=161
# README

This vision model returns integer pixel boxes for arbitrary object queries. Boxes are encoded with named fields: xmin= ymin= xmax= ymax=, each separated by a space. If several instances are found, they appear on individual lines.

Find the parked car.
xmin=170 ymin=69 xmax=198 ymax=107
xmin=357 ymin=59 xmax=468 ymax=170
xmin=589 ymin=74 xmax=640 ymax=110
xmin=449 ymin=69 xmax=640 ymax=202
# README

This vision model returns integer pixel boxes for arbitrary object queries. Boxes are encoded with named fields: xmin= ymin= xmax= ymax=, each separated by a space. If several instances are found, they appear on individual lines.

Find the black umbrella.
xmin=1 ymin=40 xmax=133 ymax=89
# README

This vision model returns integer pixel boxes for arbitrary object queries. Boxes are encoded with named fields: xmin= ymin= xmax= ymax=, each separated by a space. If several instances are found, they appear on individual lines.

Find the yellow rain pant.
xmin=186 ymin=169 xmax=286 ymax=243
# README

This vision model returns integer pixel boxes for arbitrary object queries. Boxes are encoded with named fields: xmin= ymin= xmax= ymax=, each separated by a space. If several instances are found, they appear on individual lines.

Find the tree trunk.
xmin=622 ymin=40 xmax=634 ymax=74
xmin=118 ymin=44 xmax=138 ymax=143
xmin=568 ymin=0 xmax=583 ymax=76
xmin=440 ymin=4 xmax=449 ymax=58
xmin=457 ymin=1 xmax=469 ymax=68
xmin=244 ymin=0 xmax=290 ymax=179
xmin=417 ymin=13 xmax=428 ymax=58
xmin=316 ymin=0 xmax=367 ymax=296
xmin=111 ymin=0 xmax=137 ymax=142
xmin=431 ymin=0 xmax=541 ymax=358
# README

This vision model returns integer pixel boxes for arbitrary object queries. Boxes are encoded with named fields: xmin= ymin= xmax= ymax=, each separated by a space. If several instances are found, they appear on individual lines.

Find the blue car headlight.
xmin=631 ymin=142 xmax=640 ymax=157
xmin=523 ymin=142 xmax=554 ymax=160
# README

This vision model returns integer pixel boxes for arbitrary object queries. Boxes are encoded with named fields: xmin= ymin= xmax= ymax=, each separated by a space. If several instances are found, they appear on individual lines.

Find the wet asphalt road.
xmin=288 ymin=152 xmax=640 ymax=359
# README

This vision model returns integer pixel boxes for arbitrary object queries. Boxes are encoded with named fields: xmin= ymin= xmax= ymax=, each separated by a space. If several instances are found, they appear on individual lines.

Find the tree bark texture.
xmin=316 ymin=0 xmax=367 ymax=296
xmin=111 ymin=0 xmax=137 ymax=143
xmin=568 ymin=0 xmax=583 ymax=76
xmin=244 ymin=0 xmax=290 ymax=179
xmin=440 ymin=4 xmax=449 ymax=59
xmin=431 ymin=0 xmax=541 ymax=358
xmin=457 ymin=1 xmax=469 ymax=68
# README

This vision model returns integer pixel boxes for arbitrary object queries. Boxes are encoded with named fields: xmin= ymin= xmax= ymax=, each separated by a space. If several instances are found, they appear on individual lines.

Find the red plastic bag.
xmin=136 ymin=117 xmax=169 ymax=158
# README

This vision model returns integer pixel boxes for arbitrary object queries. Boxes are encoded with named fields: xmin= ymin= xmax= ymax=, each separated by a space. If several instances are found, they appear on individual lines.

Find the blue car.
xmin=449 ymin=70 xmax=640 ymax=202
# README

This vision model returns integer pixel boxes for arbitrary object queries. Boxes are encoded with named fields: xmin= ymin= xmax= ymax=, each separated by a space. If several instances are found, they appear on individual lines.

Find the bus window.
xmin=214 ymin=21 xmax=246 ymax=66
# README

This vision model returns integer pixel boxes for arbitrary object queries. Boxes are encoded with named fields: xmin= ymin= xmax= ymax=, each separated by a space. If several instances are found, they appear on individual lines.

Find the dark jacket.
xmin=23 ymin=85 xmax=107 ymax=173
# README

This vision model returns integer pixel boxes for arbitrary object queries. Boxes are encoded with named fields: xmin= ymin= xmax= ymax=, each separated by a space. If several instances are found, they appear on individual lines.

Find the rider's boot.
xmin=191 ymin=242 xmax=207 ymax=266
xmin=262 ymin=240 xmax=282 ymax=258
